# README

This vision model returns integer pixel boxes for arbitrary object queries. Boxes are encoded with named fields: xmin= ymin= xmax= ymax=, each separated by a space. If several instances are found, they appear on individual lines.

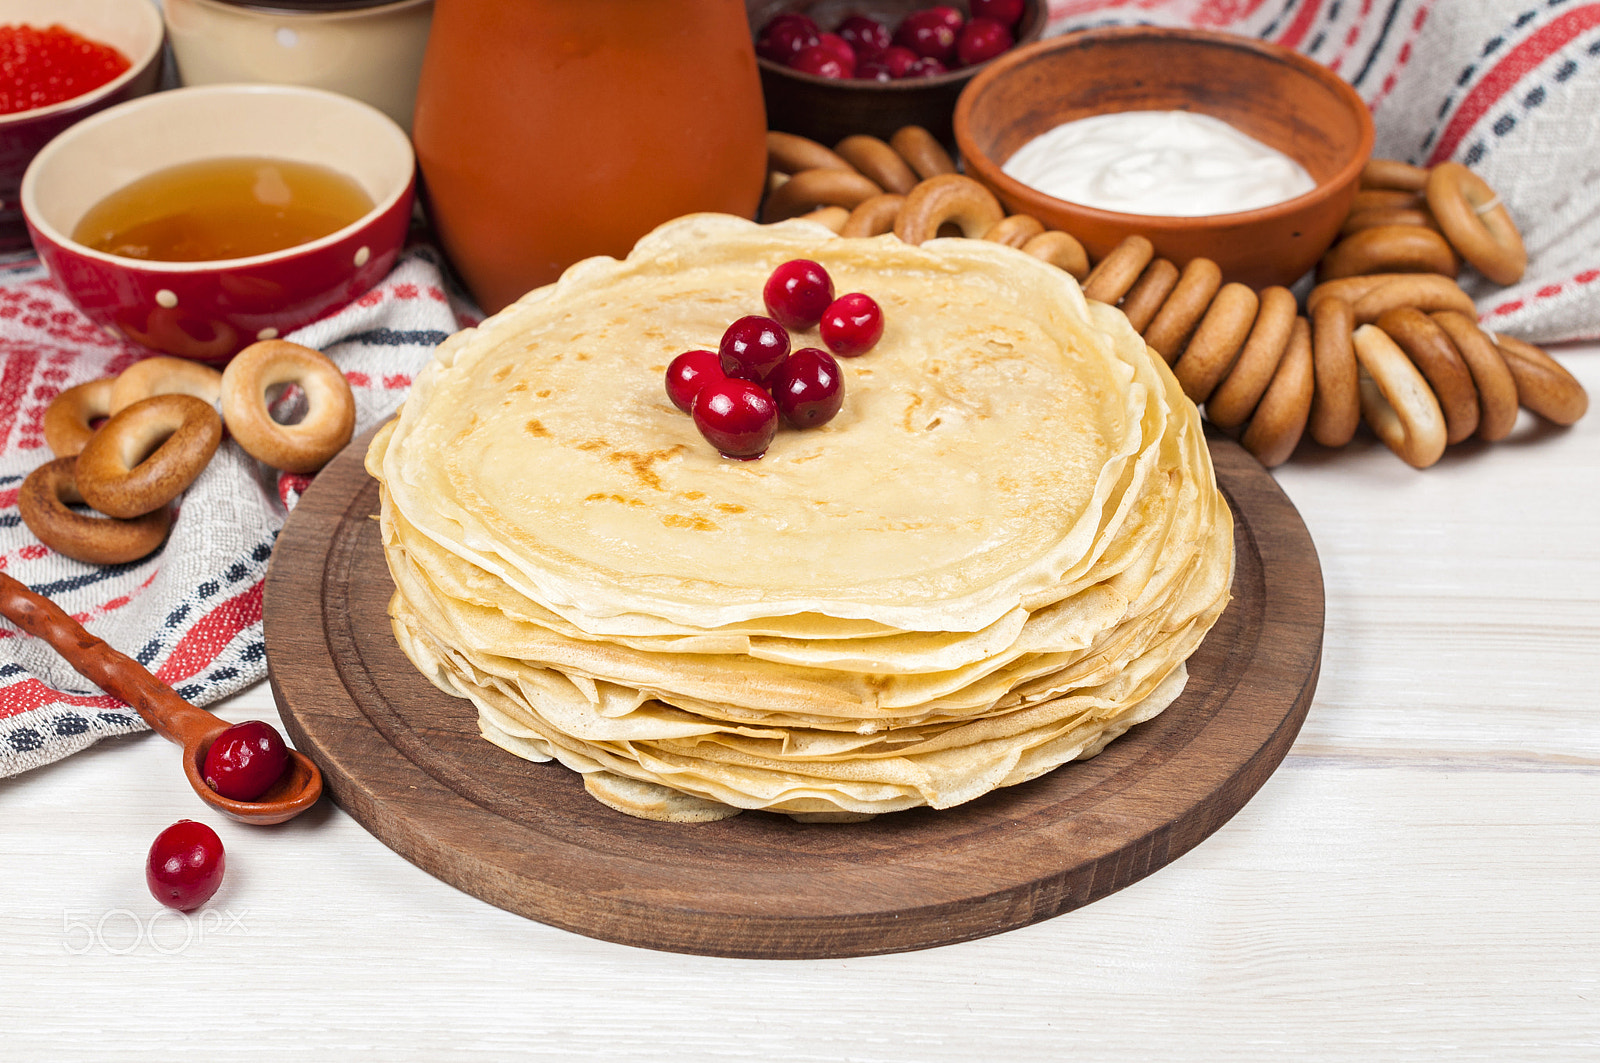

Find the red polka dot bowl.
xmin=21 ymin=83 xmax=415 ymax=362
xmin=0 ymin=0 xmax=167 ymax=252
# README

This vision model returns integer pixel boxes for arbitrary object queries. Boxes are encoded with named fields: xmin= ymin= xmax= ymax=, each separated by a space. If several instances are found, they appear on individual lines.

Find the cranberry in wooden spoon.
xmin=763 ymin=259 xmax=834 ymax=331
xmin=820 ymin=293 xmax=884 ymax=357
xmin=693 ymin=378 xmax=779 ymax=460
xmin=147 ymin=820 xmax=225 ymax=911
xmin=203 ymin=719 xmax=291 ymax=802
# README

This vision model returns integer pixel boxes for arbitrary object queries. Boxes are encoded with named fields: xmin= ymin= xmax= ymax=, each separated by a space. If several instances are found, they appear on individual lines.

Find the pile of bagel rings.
xmin=20 ymin=339 xmax=357 ymax=566
xmin=765 ymin=127 xmax=1589 ymax=469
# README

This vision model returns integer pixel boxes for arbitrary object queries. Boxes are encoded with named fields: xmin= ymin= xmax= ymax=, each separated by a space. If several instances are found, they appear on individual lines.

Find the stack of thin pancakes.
xmin=367 ymin=214 xmax=1234 ymax=822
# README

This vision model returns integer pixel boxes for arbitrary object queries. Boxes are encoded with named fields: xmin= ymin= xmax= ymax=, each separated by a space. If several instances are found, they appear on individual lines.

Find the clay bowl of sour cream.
xmin=954 ymin=26 xmax=1374 ymax=289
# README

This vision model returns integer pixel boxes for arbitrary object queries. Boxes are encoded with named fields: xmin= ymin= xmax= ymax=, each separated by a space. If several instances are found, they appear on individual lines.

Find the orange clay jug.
xmin=412 ymin=0 xmax=768 ymax=314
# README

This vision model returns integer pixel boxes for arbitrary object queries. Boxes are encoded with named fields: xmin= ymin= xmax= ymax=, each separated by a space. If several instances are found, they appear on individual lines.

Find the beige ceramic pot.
xmin=163 ymin=0 xmax=432 ymax=131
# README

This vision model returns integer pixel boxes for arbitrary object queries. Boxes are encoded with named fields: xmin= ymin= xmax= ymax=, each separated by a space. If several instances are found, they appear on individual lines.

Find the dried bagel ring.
xmin=43 ymin=378 xmax=113 ymax=458
xmin=982 ymin=214 xmax=1045 ymax=249
xmin=1318 ymin=224 xmax=1459 ymax=281
xmin=889 ymin=125 xmax=956 ymax=180
xmin=1241 ymin=316 xmax=1315 ymax=468
xmin=1339 ymin=206 xmax=1441 ymax=238
xmin=1351 ymin=188 xmax=1423 ymax=213
xmin=1430 ymin=311 xmax=1519 ymax=441
xmin=1309 ymin=295 xmax=1360 ymax=447
xmin=1307 ymin=272 xmax=1411 ymax=314
xmin=109 ymin=356 xmax=224 ymax=415
xmin=1349 ymin=273 xmax=1475 ymax=324
xmin=1020 ymin=230 xmax=1089 ymax=280
xmin=1492 ymin=333 xmax=1589 ymax=426
xmin=766 ymin=131 xmax=852 ymax=176
xmin=1374 ymin=307 xmax=1479 ymax=444
xmin=221 ymin=340 xmax=357 ymax=473
xmin=1360 ymin=158 xmax=1431 ymax=192
xmin=892 ymin=174 xmax=1004 ymax=244
xmin=1426 ymin=162 xmax=1526 ymax=285
xmin=834 ymin=134 xmax=918 ymax=194
xmin=75 ymin=394 xmax=222 ymax=519
xmin=1142 ymin=256 xmax=1222 ymax=364
xmin=1352 ymin=323 xmax=1448 ymax=468
xmin=1080 ymin=235 xmax=1154 ymax=304
xmin=840 ymin=193 xmax=906 ymax=238
xmin=797 ymin=205 xmax=850 ymax=233
xmin=18 ymin=456 xmax=173 ymax=565
xmin=1115 ymin=257 xmax=1179 ymax=333
xmin=761 ymin=168 xmax=883 ymax=223
xmin=1173 ymin=282 xmax=1259 ymax=404
xmin=1206 ymin=285 xmax=1297 ymax=430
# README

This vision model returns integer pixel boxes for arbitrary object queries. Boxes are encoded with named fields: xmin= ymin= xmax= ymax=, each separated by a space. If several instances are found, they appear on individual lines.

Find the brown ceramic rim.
xmin=953 ymin=26 xmax=1375 ymax=228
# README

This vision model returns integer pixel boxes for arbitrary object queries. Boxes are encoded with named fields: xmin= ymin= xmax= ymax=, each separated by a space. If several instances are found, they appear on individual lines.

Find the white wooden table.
xmin=4 ymin=345 xmax=1596 ymax=1062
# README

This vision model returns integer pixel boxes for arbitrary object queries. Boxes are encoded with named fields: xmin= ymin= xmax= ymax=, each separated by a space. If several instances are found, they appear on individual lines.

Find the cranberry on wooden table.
xmin=202 ymin=719 xmax=290 ymax=802
xmin=720 ymin=314 xmax=791 ymax=384
xmin=665 ymin=349 xmax=724 ymax=413
xmin=146 ymin=820 xmax=226 ymax=911
xmin=771 ymin=347 xmax=845 ymax=428
xmin=692 ymin=378 xmax=780 ymax=459
xmin=820 ymin=293 xmax=885 ymax=357
xmin=763 ymin=258 xmax=835 ymax=331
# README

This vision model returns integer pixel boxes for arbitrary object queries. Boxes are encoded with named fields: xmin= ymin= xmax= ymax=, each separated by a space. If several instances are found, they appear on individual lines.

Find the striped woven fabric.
xmin=0 ymin=246 xmax=472 ymax=776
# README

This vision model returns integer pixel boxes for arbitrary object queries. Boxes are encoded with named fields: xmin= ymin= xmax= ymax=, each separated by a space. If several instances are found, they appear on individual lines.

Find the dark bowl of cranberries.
xmin=747 ymin=0 xmax=1043 ymax=148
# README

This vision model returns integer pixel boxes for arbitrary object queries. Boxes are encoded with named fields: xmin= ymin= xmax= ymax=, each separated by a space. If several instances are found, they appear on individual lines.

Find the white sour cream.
xmin=1001 ymin=110 xmax=1316 ymax=217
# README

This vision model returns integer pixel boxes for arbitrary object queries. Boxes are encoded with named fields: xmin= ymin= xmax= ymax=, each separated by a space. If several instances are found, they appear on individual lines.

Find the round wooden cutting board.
xmin=264 ymin=427 xmax=1323 ymax=959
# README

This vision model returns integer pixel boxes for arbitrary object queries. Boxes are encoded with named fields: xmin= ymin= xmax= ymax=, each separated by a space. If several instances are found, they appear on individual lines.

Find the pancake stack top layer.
xmin=368 ymin=213 xmax=1234 ymax=821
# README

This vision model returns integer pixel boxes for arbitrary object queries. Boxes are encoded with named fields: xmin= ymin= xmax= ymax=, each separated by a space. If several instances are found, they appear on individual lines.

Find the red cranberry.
xmin=756 ymin=13 xmax=820 ymax=64
xmin=790 ymin=43 xmax=849 ymax=78
xmin=877 ymin=45 xmax=919 ymax=78
xmin=720 ymin=315 xmax=790 ymax=384
xmin=856 ymin=58 xmax=895 ymax=81
xmin=820 ymin=293 xmax=884 ymax=357
xmin=666 ymin=349 xmax=724 ymax=413
xmin=814 ymin=32 xmax=856 ymax=74
xmin=925 ymin=5 xmax=967 ymax=32
xmin=202 ymin=720 xmax=289 ymax=802
xmin=146 ymin=820 xmax=225 ymax=911
xmin=771 ymin=347 xmax=845 ymax=428
xmin=836 ymin=15 xmax=891 ymax=58
xmin=956 ymin=17 xmax=1014 ymax=66
xmin=902 ymin=55 xmax=949 ymax=78
xmin=894 ymin=10 xmax=958 ymax=61
xmin=971 ymin=0 xmax=1025 ymax=27
xmin=763 ymin=258 xmax=835 ymax=331
xmin=692 ymin=378 xmax=779 ymax=460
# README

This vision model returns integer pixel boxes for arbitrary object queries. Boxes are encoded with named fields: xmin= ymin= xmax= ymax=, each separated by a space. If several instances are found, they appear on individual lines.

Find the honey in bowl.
xmin=71 ymin=156 xmax=374 ymax=262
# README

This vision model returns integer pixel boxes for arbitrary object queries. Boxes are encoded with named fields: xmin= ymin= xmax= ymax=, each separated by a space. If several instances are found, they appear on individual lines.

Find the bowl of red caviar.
xmin=22 ymin=83 xmax=415 ymax=362
xmin=0 ymin=0 xmax=166 ymax=251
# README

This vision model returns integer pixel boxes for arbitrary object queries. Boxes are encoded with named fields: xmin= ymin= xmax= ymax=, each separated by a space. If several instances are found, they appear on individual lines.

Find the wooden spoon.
xmin=0 ymin=572 xmax=321 ymax=824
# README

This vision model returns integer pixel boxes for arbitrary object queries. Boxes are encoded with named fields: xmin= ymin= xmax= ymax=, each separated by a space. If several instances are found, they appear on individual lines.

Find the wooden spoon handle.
xmin=0 ymin=572 xmax=225 ymax=748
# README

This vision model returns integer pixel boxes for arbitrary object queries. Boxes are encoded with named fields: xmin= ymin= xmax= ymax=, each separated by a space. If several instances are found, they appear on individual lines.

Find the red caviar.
xmin=0 ymin=23 xmax=130 ymax=116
